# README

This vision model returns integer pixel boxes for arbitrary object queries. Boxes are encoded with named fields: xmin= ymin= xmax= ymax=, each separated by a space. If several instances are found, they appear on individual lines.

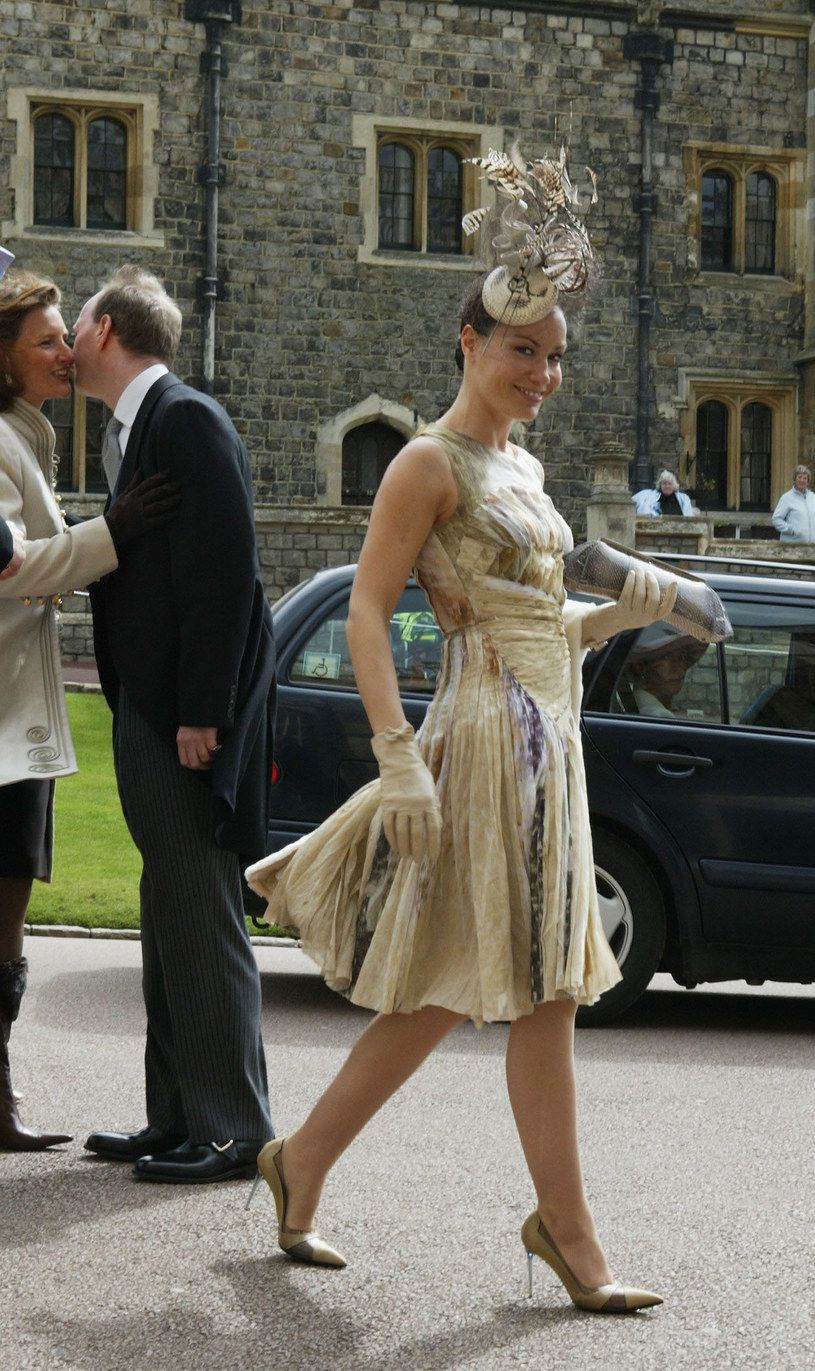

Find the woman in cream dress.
xmin=246 ymin=269 xmax=676 ymax=1310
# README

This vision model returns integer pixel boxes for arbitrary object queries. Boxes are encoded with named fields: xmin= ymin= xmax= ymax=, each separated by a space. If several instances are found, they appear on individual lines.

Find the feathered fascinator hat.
xmin=463 ymin=143 xmax=597 ymax=326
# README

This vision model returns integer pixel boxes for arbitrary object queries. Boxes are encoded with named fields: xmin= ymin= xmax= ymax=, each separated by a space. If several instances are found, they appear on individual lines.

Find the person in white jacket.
xmin=632 ymin=470 xmax=694 ymax=518
xmin=771 ymin=467 xmax=815 ymax=543
xmin=0 ymin=269 xmax=178 ymax=1151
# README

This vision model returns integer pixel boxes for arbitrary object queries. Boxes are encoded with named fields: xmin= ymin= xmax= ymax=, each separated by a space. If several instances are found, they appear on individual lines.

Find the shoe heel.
xmin=526 ymin=1249 xmax=534 ymax=1299
xmin=245 ymin=1169 xmax=263 ymax=1211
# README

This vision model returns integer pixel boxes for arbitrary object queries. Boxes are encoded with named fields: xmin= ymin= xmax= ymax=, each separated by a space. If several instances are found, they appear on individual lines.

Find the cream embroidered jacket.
xmin=0 ymin=399 xmax=118 ymax=786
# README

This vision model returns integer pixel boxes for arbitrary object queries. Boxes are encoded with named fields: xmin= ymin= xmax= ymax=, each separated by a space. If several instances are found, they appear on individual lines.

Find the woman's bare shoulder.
xmin=380 ymin=434 xmax=458 ymax=521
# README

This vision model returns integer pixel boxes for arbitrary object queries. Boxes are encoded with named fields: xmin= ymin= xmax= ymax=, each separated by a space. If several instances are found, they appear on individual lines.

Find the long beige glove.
xmin=371 ymin=721 xmax=442 ymax=863
xmin=581 ymin=563 xmax=678 ymax=650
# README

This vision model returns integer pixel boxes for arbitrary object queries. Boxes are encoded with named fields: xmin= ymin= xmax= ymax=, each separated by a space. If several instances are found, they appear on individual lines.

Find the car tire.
xmin=575 ymin=830 xmax=667 ymax=1028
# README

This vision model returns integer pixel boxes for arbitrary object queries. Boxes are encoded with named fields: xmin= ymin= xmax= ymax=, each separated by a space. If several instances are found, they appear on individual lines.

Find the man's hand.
xmin=104 ymin=469 xmax=182 ymax=553
xmin=177 ymin=725 xmax=221 ymax=770
xmin=0 ymin=526 xmax=26 ymax=581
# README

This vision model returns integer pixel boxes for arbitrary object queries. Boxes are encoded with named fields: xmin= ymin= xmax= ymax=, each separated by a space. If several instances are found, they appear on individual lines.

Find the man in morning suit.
xmin=74 ymin=266 xmax=276 ymax=1182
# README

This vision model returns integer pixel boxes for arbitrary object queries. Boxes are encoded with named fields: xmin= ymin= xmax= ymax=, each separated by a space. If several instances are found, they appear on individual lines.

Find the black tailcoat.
xmin=89 ymin=374 xmax=275 ymax=860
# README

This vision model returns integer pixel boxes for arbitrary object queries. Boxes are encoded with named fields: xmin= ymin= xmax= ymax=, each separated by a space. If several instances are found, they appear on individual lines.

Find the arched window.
xmin=695 ymin=400 xmax=729 ymax=509
xmin=426 ymin=147 xmax=462 ymax=254
xmin=34 ymin=112 xmax=75 ymax=225
xmin=376 ymin=132 xmax=472 ymax=254
xmin=32 ymin=102 xmax=133 ymax=231
xmin=701 ymin=169 xmax=733 ymax=271
xmin=690 ymin=147 xmax=792 ymax=279
xmin=745 ymin=172 xmax=776 ymax=275
xmin=740 ymin=402 xmax=772 ymax=509
xmin=378 ymin=143 xmax=415 ymax=250
xmin=342 ymin=422 xmax=403 ymax=506
xmin=87 ymin=117 xmax=127 ymax=229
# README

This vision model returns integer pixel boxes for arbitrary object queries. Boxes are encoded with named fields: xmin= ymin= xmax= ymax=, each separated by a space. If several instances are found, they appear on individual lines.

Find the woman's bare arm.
xmin=347 ymin=437 xmax=457 ymax=734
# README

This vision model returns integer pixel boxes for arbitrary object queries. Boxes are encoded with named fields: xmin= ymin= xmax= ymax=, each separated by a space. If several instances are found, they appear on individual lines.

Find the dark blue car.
xmin=267 ymin=559 xmax=815 ymax=1024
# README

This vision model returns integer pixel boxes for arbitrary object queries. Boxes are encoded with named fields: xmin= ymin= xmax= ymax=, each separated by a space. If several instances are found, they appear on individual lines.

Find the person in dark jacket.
xmin=73 ymin=266 xmax=276 ymax=1183
xmin=0 ymin=517 xmax=24 ymax=578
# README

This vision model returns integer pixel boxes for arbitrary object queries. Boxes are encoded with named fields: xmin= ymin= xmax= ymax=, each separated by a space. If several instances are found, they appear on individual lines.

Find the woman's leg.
xmin=280 ymin=1003 xmax=465 ymax=1230
xmin=0 ymin=878 xmax=32 ymax=960
xmin=506 ymin=1000 xmax=612 ymax=1288
xmin=0 ymin=877 xmax=71 ymax=1149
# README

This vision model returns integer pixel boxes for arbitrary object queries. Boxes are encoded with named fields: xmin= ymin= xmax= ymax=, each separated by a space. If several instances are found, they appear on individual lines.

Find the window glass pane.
xmin=390 ymin=595 xmax=443 ymax=692
xmin=695 ymin=400 xmax=728 ymax=509
xmin=87 ymin=118 xmax=127 ymax=229
xmin=701 ymin=170 xmax=732 ymax=271
xmin=426 ymin=146 xmax=462 ymax=253
xmin=289 ymin=605 xmax=357 ymax=685
xmin=85 ymin=399 xmax=111 ymax=493
xmin=378 ymin=143 xmax=415 ymax=249
xmin=342 ymin=421 xmax=403 ymax=506
xmin=42 ymin=397 xmax=75 ymax=489
xmin=725 ymin=612 xmax=815 ymax=731
xmin=34 ymin=113 xmax=75 ymax=225
xmin=745 ymin=172 xmax=776 ymax=275
xmin=289 ymin=585 xmax=440 ymax=691
xmin=613 ymin=624 xmax=721 ymax=722
xmin=740 ymin=402 xmax=772 ymax=510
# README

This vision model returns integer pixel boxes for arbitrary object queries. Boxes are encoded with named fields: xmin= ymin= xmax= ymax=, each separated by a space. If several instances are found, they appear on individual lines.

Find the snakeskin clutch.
xmin=562 ymin=539 xmax=732 ymax=643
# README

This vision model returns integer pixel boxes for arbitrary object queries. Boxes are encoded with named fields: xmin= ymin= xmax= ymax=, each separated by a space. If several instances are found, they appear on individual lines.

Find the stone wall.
xmin=2 ymin=0 xmax=812 ymax=598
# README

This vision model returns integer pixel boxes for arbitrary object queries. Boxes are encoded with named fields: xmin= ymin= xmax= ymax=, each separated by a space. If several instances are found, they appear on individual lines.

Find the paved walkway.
xmin=62 ymin=658 xmax=101 ymax=692
xmin=2 ymin=937 xmax=814 ymax=1370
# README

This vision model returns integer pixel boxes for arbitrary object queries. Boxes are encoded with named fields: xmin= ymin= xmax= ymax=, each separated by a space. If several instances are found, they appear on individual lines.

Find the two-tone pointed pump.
xmin=521 ymin=1213 xmax=662 ymax=1314
xmin=247 ymin=1137 xmax=346 ymax=1269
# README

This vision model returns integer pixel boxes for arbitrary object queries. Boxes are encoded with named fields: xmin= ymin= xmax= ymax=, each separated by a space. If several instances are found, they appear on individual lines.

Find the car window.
xmin=723 ymin=602 xmax=815 ymax=732
xmin=288 ymin=585 xmax=442 ymax=692
xmin=610 ymin=622 xmax=722 ymax=723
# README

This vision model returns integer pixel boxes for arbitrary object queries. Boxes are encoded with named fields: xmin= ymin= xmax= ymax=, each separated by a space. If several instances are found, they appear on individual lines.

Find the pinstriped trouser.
xmin=113 ymin=689 xmax=273 ymax=1144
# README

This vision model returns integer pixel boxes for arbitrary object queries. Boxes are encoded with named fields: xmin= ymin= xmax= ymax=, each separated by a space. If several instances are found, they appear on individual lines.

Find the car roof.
xmin=655 ymin=554 xmax=815 ymax=600
xmin=272 ymin=555 xmax=815 ymax=611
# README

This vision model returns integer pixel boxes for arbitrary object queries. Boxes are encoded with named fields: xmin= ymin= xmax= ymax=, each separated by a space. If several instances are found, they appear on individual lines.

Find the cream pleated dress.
xmin=246 ymin=425 xmax=621 ymax=1021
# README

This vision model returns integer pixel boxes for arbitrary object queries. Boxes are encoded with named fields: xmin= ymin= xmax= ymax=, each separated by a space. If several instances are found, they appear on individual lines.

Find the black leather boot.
xmin=0 ymin=957 xmax=72 ymax=1150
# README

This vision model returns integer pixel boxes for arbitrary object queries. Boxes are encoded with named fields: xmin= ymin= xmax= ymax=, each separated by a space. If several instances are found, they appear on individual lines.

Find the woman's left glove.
xmin=581 ymin=563 xmax=678 ymax=650
xmin=371 ymin=721 xmax=442 ymax=863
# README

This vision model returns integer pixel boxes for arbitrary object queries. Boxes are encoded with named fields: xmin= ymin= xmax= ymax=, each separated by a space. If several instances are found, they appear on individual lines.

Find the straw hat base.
xmin=482 ymin=264 xmax=558 ymax=325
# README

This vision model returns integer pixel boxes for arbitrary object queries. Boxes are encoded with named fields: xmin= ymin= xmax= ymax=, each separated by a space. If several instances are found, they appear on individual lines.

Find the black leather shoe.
xmin=133 ymin=1139 xmax=262 ymax=1184
xmin=84 ymin=1126 xmax=187 ymax=1161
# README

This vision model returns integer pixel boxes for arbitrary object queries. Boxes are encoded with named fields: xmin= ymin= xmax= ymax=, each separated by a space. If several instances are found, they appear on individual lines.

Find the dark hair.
xmin=0 ymin=271 xmax=62 ymax=411
xmin=92 ymin=265 xmax=182 ymax=364
xmin=454 ymin=275 xmax=496 ymax=373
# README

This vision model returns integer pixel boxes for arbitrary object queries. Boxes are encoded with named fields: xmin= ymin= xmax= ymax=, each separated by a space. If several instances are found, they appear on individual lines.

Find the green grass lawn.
xmin=26 ymin=692 xmax=288 ymax=937
xmin=27 ymin=692 xmax=142 ymax=929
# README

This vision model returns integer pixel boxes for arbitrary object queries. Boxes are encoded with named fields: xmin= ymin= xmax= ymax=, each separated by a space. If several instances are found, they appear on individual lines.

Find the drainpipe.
xmin=622 ymin=31 xmax=674 ymax=492
xmin=184 ymin=2 xmax=241 ymax=395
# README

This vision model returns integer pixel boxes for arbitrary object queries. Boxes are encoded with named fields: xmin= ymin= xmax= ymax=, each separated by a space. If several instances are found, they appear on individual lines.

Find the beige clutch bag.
xmin=562 ymin=539 xmax=732 ymax=643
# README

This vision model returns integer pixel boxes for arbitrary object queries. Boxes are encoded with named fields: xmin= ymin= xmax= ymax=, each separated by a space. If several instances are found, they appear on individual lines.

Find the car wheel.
xmin=575 ymin=830 xmax=667 ymax=1028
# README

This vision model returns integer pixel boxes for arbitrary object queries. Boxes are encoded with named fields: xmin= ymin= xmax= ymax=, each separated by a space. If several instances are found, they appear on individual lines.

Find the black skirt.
xmin=0 ymin=778 xmax=55 ymax=880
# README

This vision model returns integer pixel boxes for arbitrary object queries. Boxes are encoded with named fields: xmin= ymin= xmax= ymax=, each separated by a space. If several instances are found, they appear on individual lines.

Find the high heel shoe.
xmin=521 ymin=1212 xmax=662 ymax=1313
xmin=247 ymin=1137 xmax=346 ymax=1269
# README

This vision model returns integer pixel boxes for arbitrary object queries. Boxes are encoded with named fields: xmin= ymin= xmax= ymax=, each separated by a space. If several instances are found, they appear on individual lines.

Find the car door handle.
xmin=632 ymin=749 xmax=714 ymax=769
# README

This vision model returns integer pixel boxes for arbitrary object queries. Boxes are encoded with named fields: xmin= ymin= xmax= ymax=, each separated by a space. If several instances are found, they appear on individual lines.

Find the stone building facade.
xmin=1 ymin=0 xmax=813 ymax=620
